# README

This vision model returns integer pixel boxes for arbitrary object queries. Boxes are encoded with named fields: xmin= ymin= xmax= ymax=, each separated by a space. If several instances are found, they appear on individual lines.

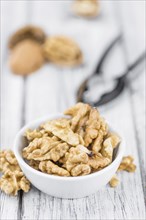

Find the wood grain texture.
xmin=1 ymin=1 xmax=28 ymax=220
xmin=114 ymin=0 xmax=146 ymax=208
xmin=1 ymin=1 xmax=145 ymax=220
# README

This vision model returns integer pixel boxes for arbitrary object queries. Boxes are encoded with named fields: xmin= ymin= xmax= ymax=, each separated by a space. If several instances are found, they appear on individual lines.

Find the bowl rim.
xmin=13 ymin=113 xmax=125 ymax=182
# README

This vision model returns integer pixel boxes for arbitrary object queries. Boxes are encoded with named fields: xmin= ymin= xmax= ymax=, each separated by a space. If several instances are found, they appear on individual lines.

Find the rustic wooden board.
xmin=1 ymin=1 xmax=145 ymax=219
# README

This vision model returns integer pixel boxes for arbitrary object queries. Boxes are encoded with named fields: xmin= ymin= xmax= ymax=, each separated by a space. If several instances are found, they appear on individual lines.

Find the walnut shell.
xmin=9 ymin=39 xmax=45 ymax=75
xmin=8 ymin=25 xmax=46 ymax=49
xmin=43 ymin=36 xmax=83 ymax=67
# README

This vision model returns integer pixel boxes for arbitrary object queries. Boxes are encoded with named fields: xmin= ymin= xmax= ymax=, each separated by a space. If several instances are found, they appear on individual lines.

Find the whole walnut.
xmin=9 ymin=40 xmax=44 ymax=75
xmin=8 ymin=25 xmax=46 ymax=75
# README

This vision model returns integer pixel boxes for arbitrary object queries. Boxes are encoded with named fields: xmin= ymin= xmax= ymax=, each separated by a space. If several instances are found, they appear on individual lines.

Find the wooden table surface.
xmin=1 ymin=1 xmax=145 ymax=219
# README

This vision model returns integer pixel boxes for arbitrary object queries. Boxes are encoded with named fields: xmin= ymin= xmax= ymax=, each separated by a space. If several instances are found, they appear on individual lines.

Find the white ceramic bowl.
xmin=13 ymin=114 xmax=125 ymax=199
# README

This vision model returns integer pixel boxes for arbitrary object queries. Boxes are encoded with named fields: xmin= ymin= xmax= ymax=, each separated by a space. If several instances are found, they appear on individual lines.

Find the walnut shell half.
xmin=8 ymin=25 xmax=46 ymax=49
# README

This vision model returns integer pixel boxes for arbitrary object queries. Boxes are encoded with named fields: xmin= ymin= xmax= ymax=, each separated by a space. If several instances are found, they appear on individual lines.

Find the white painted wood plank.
xmin=0 ymin=192 xmax=20 ymax=220
xmin=114 ymin=0 xmax=146 ymax=209
xmin=1 ymin=1 xmax=28 ymax=148
xmin=130 ymin=71 xmax=145 ymax=189
xmin=114 ymin=0 xmax=145 ymax=63
xmin=21 ymin=1 xmax=145 ymax=220
xmin=101 ymin=90 xmax=145 ymax=220
xmin=1 ymin=1 xmax=28 ymax=220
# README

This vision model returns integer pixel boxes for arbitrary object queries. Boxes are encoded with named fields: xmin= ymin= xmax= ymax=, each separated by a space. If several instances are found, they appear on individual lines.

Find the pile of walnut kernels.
xmin=0 ymin=103 xmax=136 ymax=195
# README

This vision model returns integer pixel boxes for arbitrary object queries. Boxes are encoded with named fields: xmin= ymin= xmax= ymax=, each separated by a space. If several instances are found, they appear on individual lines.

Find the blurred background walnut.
xmin=8 ymin=25 xmax=46 ymax=49
xmin=72 ymin=0 xmax=100 ymax=18
xmin=9 ymin=40 xmax=45 ymax=75
xmin=8 ymin=25 xmax=46 ymax=75
xmin=43 ymin=36 xmax=83 ymax=67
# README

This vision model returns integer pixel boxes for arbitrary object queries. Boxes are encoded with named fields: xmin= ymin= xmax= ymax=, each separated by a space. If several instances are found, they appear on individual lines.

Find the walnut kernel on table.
xmin=109 ymin=174 xmax=120 ymax=188
xmin=43 ymin=36 xmax=83 ymax=67
xmin=72 ymin=0 xmax=100 ymax=18
xmin=108 ymin=156 xmax=136 ymax=188
xmin=0 ymin=150 xmax=21 ymax=173
xmin=118 ymin=156 xmax=136 ymax=172
xmin=0 ymin=150 xmax=30 ymax=196
xmin=0 ymin=170 xmax=30 ymax=196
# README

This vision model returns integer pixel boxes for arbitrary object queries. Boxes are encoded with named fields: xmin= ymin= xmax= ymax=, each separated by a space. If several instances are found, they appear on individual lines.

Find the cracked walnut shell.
xmin=43 ymin=36 xmax=83 ymax=67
